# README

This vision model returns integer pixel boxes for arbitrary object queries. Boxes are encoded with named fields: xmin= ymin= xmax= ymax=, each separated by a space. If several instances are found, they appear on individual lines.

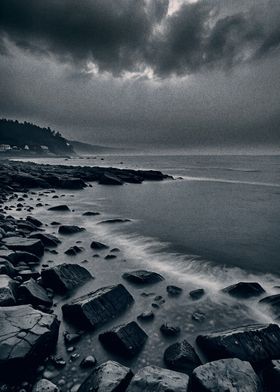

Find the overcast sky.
xmin=0 ymin=0 xmax=280 ymax=152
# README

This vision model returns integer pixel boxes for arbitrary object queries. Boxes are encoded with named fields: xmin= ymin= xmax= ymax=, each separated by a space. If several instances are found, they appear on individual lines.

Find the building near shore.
xmin=0 ymin=144 xmax=11 ymax=151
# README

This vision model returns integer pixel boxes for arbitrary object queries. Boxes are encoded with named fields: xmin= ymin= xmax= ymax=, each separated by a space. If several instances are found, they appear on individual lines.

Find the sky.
xmin=0 ymin=0 xmax=280 ymax=152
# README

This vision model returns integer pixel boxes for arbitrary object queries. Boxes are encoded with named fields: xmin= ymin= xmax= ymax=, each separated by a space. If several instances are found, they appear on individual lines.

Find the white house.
xmin=0 ymin=144 xmax=12 ymax=151
xmin=40 ymin=145 xmax=49 ymax=151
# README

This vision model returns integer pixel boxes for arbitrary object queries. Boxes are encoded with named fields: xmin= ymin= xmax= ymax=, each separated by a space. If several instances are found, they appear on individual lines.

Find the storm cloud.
xmin=0 ymin=0 xmax=280 ymax=77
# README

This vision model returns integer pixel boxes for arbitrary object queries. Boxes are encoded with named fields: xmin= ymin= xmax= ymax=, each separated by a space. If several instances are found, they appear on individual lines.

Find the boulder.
xmin=0 ymin=275 xmax=18 ymax=306
xmin=78 ymin=360 xmax=133 ymax=392
xmin=127 ymin=365 xmax=189 ymax=392
xmin=90 ymin=240 xmax=109 ymax=250
xmin=222 ymin=282 xmax=265 ymax=299
xmin=164 ymin=340 xmax=201 ymax=375
xmin=122 ymin=270 xmax=164 ymax=285
xmin=41 ymin=263 xmax=92 ymax=293
xmin=7 ymin=251 xmax=40 ymax=265
xmin=29 ymin=233 xmax=61 ymax=247
xmin=1 ymin=237 xmax=44 ymax=256
xmin=18 ymin=278 xmax=53 ymax=307
xmin=99 ymin=218 xmax=131 ymax=224
xmin=32 ymin=379 xmax=60 ymax=392
xmin=189 ymin=289 xmax=205 ymax=300
xmin=99 ymin=173 xmax=124 ymax=185
xmin=0 ymin=259 xmax=17 ymax=277
xmin=83 ymin=211 xmax=100 ymax=216
xmin=11 ymin=173 xmax=49 ymax=188
xmin=197 ymin=323 xmax=280 ymax=363
xmin=0 ymin=305 xmax=59 ymax=378
xmin=160 ymin=323 xmax=181 ymax=337
xmin=58 ymin=225 xmax=85 ymax=235
xmin=62 ymin=284 xmax=134 ymax=328
xmin=99 ymin=321 xmax=148 ymax=358
xmin=48 ymin=205 xmax=70 ymax=211
xmin=259 ymin=294 xmax=280 ymax=319
xmin=64 ymin=246 xmax=84 ymax=256
xmin=189 ymin=358 xmax=262 ymax=392
xmin=26 ymin=216 xmax=43 ymax=227
xmin=166 ymin=285 xmax=183 ymax=297
xmin=263 ymin=360 xmax=280 ymax=391
xmin=137 ymin=310 xmax=155 ymax=321
xmin=59 ymin=178 xmax=86 ymax=189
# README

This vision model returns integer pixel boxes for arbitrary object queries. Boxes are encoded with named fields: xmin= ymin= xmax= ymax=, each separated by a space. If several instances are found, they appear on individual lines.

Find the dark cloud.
xmin=0 ymin=0 xmax=280 ymax=77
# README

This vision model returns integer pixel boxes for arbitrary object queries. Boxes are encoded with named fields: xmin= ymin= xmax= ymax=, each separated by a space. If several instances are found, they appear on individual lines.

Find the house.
xmin=40 ymin=145 xmax=49 ymax=151
xmin=0 ymin=144 xmax=11 ymax=151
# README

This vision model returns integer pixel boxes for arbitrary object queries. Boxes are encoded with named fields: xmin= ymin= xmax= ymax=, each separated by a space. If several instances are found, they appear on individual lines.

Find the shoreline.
xmin=0 ymin=159 xmax=280 ymax=391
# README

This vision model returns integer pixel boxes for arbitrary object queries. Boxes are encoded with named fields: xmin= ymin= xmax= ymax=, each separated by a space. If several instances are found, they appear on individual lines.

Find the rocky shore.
xmin=0 ymin=159 xmax=280 ymax=391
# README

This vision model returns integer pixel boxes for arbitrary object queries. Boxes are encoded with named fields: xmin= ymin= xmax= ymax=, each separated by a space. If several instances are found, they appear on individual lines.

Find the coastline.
xmin=0 ymin=159 xmax=280 ymax=391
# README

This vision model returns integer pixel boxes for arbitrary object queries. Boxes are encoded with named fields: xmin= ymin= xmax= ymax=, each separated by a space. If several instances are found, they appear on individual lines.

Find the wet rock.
xmin=29 ymin=233 xmax=61 ymax=247
xmin=1 ymin=237 xmax=44 ymax=256
xmin=58 ymin=225 xmax=85 ymax=235
xmin=122 ymin=270 xmax=164 ymax=285
xmin=77 ymin=360 xmax=133 ymax=392
xmin=222 ymin=282 xmax=265 ymax=299
xmin=189 ymin=289 xmax=205 ymax=300
xmin=0 ymin=305 xmax=60 ymax=379
xmin=80 ymin=355 xmax=97 ymax=369
xmin=82 ymin=211 xmax=100 ymax=216
xmin=164 ymin=340 xmax=201 ymax=375
xmin=0 ymin=258 xmax=17 ymax=277
xmin=8 ymin=251 xmax=40 ymax=264
xmin=59 ymin=178 xmax=86 ymax=189
xmin=90 ymin=240 xmax=109 ymax=250
xmin=99 ymin=321 xmax=148 ymax=358
xmin=41 ymin=263 xmax=92 ymax=293
xmin=263 ymin=360 xmax=280 ymax=391
xmin=127 ymin=365 xmax=189 ymax=392
xmin=0 ymin=274 xmax=18 ymax=306
xmin=48 ymin=205 xmax=70 ymax=211
xmin=32 ymin=379 xmax=60 ymax=392
xmin=105 ymin=254 xmax=117 ymax=260
xmin=99 ymin=173 xmax=124 ymax=185
xmin=99 ymin=218 xmax=131 ymax=224
xmin=19 ymin=278 xmax=53 ymax=307
xmin=62 ymin=284 xmax=134 ymax=328
xmin=166 ymin=285 xmax=183 ymax=296
xmin=26 ymin=216 xmax=43 ymax=227
xmin=189 ymin=358 xmax=262 ymax=392
xmin=259 ymin=294 xmax=280 ymax=319
xmin=160 ymin=323 xmax=181 ymax=337
xmin=197 ymin=323 xmax=280 ymax=363
xmin=65 ymin=246 xmax=84 ymax=256
xmin=137 ymin=310 xmax=155 ymax=321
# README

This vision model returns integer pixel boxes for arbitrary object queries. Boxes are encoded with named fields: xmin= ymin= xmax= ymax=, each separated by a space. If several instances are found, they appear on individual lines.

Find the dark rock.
xmin=122 ymin=270 xmax=164 ymax=285
xmin=32 ymin=379 xmax=60 ymax=392
xmin=98 ymin=218 xmax=131 ymax=224
xmin=0 ymin=275 xmax=18 ymax=306
xmin=62 ymin=284 xmax=134 ymax=328
xmin=48 ymin=205 xmax=70 ymax=211
xmin=7 ymin=251 xmax=40 ymax=265
xmin=18 ymin=269 xmax=40 ymax=281
xmin=0 ymin=305 xmax=59 ymax=379
xmin=59 ymin=178 xmax=86 ymax=189
xmin=0 ymin=258 xmax=17 ymax=277
xmin=90 ymin=240 xmax=109 ymax=250
xmin=263 ymin=360 xmax=280 ymax=391
xmin=99 ymin=173 xmax=124 ymax=185
xmin=58 ymin=225 xmax=85 ymax=235
xmin=105 ymin=254 xmax=117 ymax=260
xmin=127 ymin=365 xmax=189 ymax=392
xmin=222 ymin=282 xmax=265 ymax=299
xmin=166 ymin=285 xmax=183 ymax=296
xmin=18 ymin=278 xmax=53 ymax=307
xmin=64 ymin=245 xmax=84 ymax=256
xmin=160 ymin=324 xmax=181 ymax=337
xmin=78 ymin=360 xmax=133 ymax=392
xmin=99 ymin=321 xmax=148 ymax=358
xmin=197 ymin=323 xmax=280 ymax=363
xmin=189 ymin=289 xmax=205 ymax=300
xmin=164 ymin=340 xmax=201 ymax=375
xmin=29 ymin=233 xmax=61 ymax=247
xmin=1 ymin=237 xmax=44 ymax=256
xmin=11 ymin=173 xmax=50 ymax=188
xmin=137 ymin=310 xmax=155 ymax=321
xmin=83 ymin=211 xmax=100 ymax=216
xmin=26 ymin=216 xmax=43 ymax=227
xmin=80 ymin=355 xmax=97 ymax=369
xmin=41 ymin=263 xmax=92 ymax=293
xmin=259 ymin=294 xmax=280 ymax=319
xmin=189 ymin=358 xmax=262 ymax=392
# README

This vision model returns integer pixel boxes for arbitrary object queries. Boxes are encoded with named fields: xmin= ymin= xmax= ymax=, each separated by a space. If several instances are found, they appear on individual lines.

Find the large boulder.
xmin=90 ymin=240 xmax=109 ymax=250
xmin=6 ymin=251 xmax=40 ymax=265
xmin=164 ymin=340 xmax=201 ymax=375
xmin=48 ymin=205 xmax=70 ymax=211
xmin=259 ymin=294 xmax=280 ymax=320
xmin=62 ymin=284 xmax=134 ymax=328
xmin=18 ymin=278 xmax=53 ymax=307
xmin=26 ymin=216 xmax=43 ymax=227
xmin=29 ymin=233 xmax=61 ymax=247
xmin=0 ymin=275 xmax=18 ymax=306
xmin=78 ymin=360 xmax=133 ymax=392
xmin=222 ymin=282 xmax=265 ymax=299
xmin=127 ymin=366 xmax=189 ymax=392
xmin=0 ymin=305 xmax=59 ymax=379
xmin=122 ymin=270 xmax=164 ymax=285
xmin=189 ymin=358 xmax=262 ymax=392
xmin=32 ymin=379 xmax=60 ymax=392
xmin=197 ymin=323 xmax=280 ymax=363
xmin=1 ymin=237 xmax=44 ymax=256
xmin=99 ymin=321 xmax=148 ymax=358
xmin=41 ymin=263 xmax=92 ymax=293
xmin=0 ymin=258 xmax=17 ymax=277
xmin=58 ymin=225 xmax=85 ymax=235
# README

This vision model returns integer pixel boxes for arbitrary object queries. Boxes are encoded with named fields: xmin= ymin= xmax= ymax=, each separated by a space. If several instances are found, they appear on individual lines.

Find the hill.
xmin=70 ymin=140 xmax=124 ymax=155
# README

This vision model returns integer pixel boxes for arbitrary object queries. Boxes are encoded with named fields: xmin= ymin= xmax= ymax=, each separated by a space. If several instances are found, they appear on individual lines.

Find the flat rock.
xmin=48 ymin=205 xmax=70 ymax=211
xmin=0 ymin=275 xmax=18 ymax=306
xmin=0 ymin=305 xmax=59 ymax=378
xmin=127 ymin=365 xmax=189 ymax=392
xmin=197 ymin=323 xmax=280 ymax=363
xmin=29 ymin=233 xmax=61 ymax=247
xmin=26 ymin=216 xmax=43 ymax=227
xmin=99 ymin=321 xmax=148 ymax=358
xmin=99 ymin=173 xmax=124 ymax=185
xmin=1 ymin=237 xmax=44 ymax=256
xmin=78 ymin=360 xmax=133 ymax=392
xmin=32 ymin=379 xmax=60 ymax=392
xmin=98 ymin=218 xmax=131 ymax=224
xmin=7 ymin=251 xmax=40 ymax=265
xmin=189 ymin=358 xmax=262 ymax=392
xmin=41 ymin=263 xmax=92 ymax=293
xmin=259 ymin=294 xmax=280 ymax=319
xmin=0 ymin=258 xmax=17 ymax=277
xmin=122 ymin=270 xmax=164 ymax=285
xmin=62 ymin=284 xmax=134 ymax=328
xmin=164 ymin=340 xmax=201 ymax=375
xmin=189 ymin=289 xmax=205 ymax=300
xmin=222 ymin=282 xmax=265 ymax=299
xmin=83 ymin=211 xmax=100 ymax=216
xmin=19 ymin=278 xmax=53 ymax=307
xmin=58 ymin=225 xmax=85 ymax=235
xmin=90 ymin=240 xmax=109 ymax=250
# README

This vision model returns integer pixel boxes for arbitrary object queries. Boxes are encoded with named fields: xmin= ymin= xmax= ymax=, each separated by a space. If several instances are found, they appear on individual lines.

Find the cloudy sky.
xmin=0 ymin=0 xmax=280 ymax=152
